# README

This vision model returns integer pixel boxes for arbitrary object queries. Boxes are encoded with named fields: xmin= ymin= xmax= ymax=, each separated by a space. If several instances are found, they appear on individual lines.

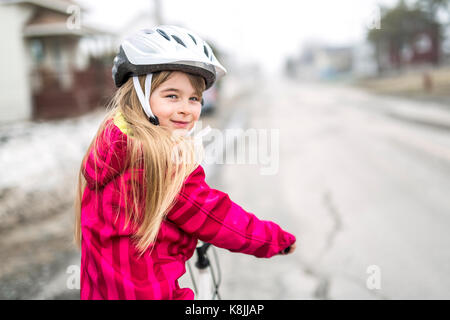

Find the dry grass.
xmin=356 ymin=66 xmax=450 ymax=100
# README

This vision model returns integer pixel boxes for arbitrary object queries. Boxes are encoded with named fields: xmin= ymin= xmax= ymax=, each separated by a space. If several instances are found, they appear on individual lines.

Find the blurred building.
xmin=0 ymin=0 xmax=116 ymax=122
xmin=291 ymin=43 xmax=354 ymax=81
xmin=352 ymin=41 xmax=378 ymax=79
xmin=314 ymin=46 xmax=353 ymax=80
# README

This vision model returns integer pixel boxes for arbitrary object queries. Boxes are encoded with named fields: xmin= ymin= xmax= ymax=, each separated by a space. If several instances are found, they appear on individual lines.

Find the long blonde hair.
xmin=73 ymin=71 xmax=206 ymax=257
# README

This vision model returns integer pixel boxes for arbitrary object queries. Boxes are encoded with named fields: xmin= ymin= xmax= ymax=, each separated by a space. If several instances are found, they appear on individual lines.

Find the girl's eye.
xmin=165 ymin=95 xmax=201 ymax=101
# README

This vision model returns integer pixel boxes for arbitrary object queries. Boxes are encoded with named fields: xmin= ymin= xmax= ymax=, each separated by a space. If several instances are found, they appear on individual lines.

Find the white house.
xmin=351 ymin=41 xmax=378 ymax=79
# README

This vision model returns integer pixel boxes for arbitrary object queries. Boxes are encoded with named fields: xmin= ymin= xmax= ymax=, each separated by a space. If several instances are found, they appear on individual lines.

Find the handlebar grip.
xmin=281 ymin=245 xmax=291 ymax=255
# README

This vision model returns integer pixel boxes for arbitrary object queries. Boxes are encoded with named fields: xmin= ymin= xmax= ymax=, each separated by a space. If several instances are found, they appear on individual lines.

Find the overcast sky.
xmin=77 ymin=0 xmax=398 ymax=73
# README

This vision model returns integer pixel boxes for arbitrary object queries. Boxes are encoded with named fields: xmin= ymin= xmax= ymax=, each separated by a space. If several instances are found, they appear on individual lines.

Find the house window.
xmin=30 ymin=39 xmax=44 ymax=64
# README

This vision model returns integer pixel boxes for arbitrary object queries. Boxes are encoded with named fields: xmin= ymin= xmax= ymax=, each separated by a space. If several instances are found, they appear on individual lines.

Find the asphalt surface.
xmin=184 ymin=77 xmax=450 ymax=299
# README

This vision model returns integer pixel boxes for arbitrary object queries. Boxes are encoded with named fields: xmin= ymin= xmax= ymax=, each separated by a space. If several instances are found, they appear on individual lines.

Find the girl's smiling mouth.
xmin=170 ymin=120 xmax=190 ymax=128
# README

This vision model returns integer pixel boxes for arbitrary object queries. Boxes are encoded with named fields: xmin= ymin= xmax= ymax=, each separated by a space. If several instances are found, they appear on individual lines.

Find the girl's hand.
xmin=280 ymin=242 xmax=296 ymax=255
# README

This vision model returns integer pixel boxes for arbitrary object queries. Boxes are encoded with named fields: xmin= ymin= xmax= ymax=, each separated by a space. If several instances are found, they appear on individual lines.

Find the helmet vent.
xmin=171 ymin=34 xmax=187 ymax=48
xmin=156 ymin=28 xmax=171 ymax=41
xmin=188 ymin=33 xmax=197 ymax=45
xmin=203 ymin=44 xmax=210 ymax=58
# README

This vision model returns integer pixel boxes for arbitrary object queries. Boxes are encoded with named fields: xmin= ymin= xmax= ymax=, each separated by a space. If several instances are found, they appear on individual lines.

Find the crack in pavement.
xmin=290 ymin=258 xmax=331 ymax=300
xmin=309 ymin=190 xmax=389 ymax=300
xmin=296 ymin=189 xmax=343 ymax=300
xmin=322 ymin=190 xmax=343 ymax=255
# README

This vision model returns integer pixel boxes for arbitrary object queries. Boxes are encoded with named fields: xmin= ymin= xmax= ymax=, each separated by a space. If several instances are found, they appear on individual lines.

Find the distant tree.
xmin=415 ymin=0 xmax=450 ymax=21
xmin=367 ymin=0 xmax=443 ymax=72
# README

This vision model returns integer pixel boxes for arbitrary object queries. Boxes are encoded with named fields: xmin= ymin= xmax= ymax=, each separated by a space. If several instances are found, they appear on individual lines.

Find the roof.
xmin=0 ymin=0 xmax=78 ymax=14
xmin=0 ymin=0 xmax=113 ymax=37
xmin=23 ymin=23 xmax=108 ymax=37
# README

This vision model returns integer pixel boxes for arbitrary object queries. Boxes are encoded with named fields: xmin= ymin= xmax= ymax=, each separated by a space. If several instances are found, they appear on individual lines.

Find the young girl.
xmin=73 ymin=25 xmax=296 ymax=300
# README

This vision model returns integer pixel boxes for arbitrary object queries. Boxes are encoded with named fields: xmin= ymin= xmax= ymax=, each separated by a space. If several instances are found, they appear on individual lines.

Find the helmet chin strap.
xmin=133 ymin=74 xmax=157 ymax=121
xmin=132 ymin=73 xmax=204 ymax=138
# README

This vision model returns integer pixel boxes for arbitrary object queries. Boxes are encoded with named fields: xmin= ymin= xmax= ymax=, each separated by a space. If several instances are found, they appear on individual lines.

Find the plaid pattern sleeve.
xmin=167 ymin=165 xmax=296 ymax=258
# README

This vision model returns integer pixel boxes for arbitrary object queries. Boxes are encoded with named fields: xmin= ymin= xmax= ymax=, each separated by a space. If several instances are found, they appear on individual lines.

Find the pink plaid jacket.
xmin=80 ymin=117 xmax=296 ymax=300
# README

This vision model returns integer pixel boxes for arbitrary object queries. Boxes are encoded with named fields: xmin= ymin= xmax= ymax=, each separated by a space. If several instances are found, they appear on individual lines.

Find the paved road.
xmin=180 ymin=76 xmax=450 ymax=300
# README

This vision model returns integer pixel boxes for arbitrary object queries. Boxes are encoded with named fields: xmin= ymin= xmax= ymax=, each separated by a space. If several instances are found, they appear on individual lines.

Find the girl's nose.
xmin=178 ymin=100 xmax=192 ymax=114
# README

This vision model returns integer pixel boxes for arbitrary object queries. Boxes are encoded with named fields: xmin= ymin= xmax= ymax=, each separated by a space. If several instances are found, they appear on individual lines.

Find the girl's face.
xmin=150 ymin=71 xmax=202 ymax=134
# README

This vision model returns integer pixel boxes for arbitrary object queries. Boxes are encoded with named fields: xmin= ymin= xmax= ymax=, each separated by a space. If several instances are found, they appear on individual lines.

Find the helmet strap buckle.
xmin=149 ymin=116 xmax=159 ymax=126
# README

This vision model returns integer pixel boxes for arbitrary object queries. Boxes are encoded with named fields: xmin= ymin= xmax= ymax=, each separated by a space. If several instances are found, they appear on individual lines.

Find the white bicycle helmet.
xmin=112 ymin=25 xmax=227 ymax=131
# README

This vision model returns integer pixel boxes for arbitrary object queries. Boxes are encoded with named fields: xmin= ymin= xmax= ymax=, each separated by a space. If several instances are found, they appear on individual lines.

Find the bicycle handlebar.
xmin=281 ymin=245 xmax=291 ymax=255
xmin=195 ymin=242 xmax=212 ymax=269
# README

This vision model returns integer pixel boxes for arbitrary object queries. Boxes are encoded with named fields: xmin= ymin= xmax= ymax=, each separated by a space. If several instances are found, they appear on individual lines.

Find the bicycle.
xmin=187 ymin=241 xmax=222 ymax=300
xmin=186 ymin=241 xmax=294 ymax=300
